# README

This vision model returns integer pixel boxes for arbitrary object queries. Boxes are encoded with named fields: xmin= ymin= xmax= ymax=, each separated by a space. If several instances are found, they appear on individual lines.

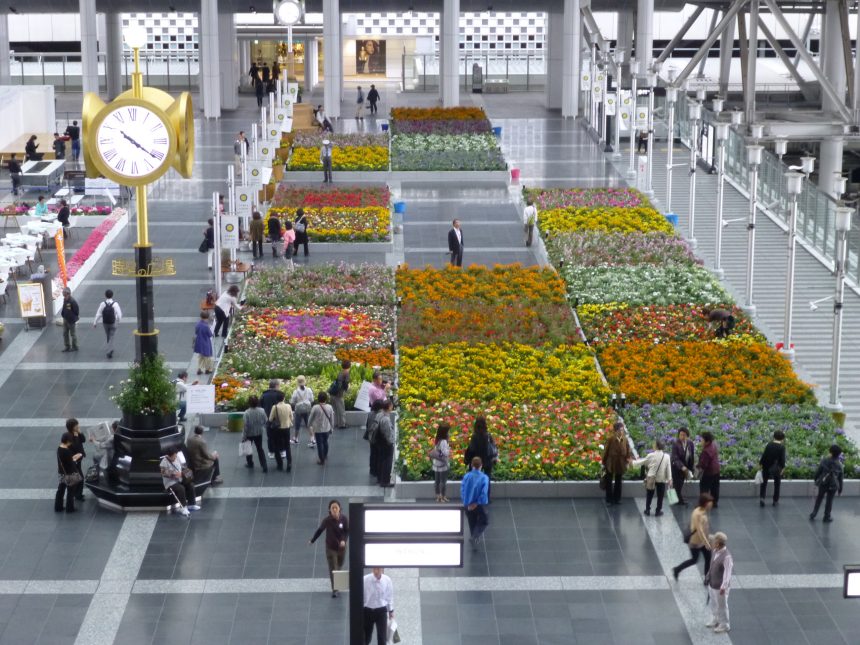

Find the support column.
xmin=617 ymin=8 xmax=633 ymax=72
xmin=79 ymin=0 xmax=99 ymax=95
xmin=199 ymin=0 xmax=221 ymax=118
xmin=820 ymin=0 xmax=846 ymax=196
xmin=323 ymin=0 xmax=342 ymax=118
xmin=718 ymin=13 xmax=735 ymax=96
xmin=636 ymin=0 xmax=654 ymax=76
xmin=305 ymin=37 xmax=319 ymax=91
xmin=745 ymin=0 xmax=759 ymax=124
xmin=105 ymin=13 xmax=123 ymax=99
xmin=562 ymin=0 xmax=581 ymax=118
xmin=0 ymin=13 xmax=10 ymax=86
xmin=545 ymin=11 xmax=563 ymax=109
xmin=239 ymin=39 xmax=250 ymax=88
xmin=441 ymin=0 xmax=460 ymax=107
xmin=218 ymin=13 xmax=239 ymax=110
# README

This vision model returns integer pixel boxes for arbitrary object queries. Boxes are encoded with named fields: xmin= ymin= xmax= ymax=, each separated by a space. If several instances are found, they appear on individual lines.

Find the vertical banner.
xmin=257 ymin=141 xmax=274 ymax=168
xmin=247 ymin=161 xmax=264 ymax=187
xmin=54 ymin=229 xmax=67 ymax=287
xmin=635 ymin=107 xmax=649 ymax=130
xmin=605 ymin=93 xmax=617 ymax=116
xmin=580 ymin=71 xmax=591 ymax=91
xmin=220 ymin=216 xmax=240 ymax=250
xmin=236 ymin=187 xmax=253 ymax=220
xmin=285 ymin=83 xmax=299 ymax=107
xmin=619 ymin=90 xmax=632 ymax=131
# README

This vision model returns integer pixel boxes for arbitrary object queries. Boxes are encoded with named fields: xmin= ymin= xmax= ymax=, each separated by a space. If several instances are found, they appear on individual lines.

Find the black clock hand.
xmin=121 ymin=131 xmax=148 ymax=153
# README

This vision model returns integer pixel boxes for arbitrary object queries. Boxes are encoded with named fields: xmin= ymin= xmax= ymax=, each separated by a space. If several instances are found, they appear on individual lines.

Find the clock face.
xmin=276 ymin=1 xmax=302 ymax=25
xmin=95 ymin=103 xmax=173 ymax=182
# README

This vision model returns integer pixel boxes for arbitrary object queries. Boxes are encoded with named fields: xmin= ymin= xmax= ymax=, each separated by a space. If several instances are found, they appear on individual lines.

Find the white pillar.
xmin=239 ymin=38 xmax=250 ymax=87
xmin=323 ymin=0 xmax=342 ymax=118
xmin=544 ymin=12 xmax=563 ymax=109
xmin=305 ymin=37 xmax=319 ymax=91
xmin=617 ymin=9 xmax=633 ymax=70
xmin=441 ymin=0 xmax=460 ymax=106
xmin=0 ymin=13 xmax=10 ymax=85
xmin=199 ymin=0 xmax=221 ymax=118
xmin=105 ymin=13 xmax=123 ymax=99
xmin=562 ymin=0 xmax=581 ymax=118
xmin=718 ymin=16 xmax=735 ymax=97
xmin=79 ymin=0 xmax=99 ymax=95
xmin=820 ymin=0 xmax=846 ymax=196
xmin=219 ymin=13 xmax=239 ymax=110
xmin=636 ymin=0 xmax=654 ymax=76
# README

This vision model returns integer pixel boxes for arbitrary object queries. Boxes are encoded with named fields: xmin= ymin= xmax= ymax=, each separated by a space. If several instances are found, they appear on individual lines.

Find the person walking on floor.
xmin=309 ymin=499 xmax=350 ymax=598
xmin=7 ymin=154 xmax=21 ymax=196
xmin=522 ymin=198 xmax=538 ymax=247
xmin=55 ymin=431 xmax=83 ymax=513
xmin=308 ymin=392 xmax=335 ymax=465
xmin=290 ymin=376 xmax=315 ymax=446
xmin=363 ymin=567 xmax=394 ymax=645
xmin=448 ymin=219 xmax=464 ymax=267
xmin=672 ymin=493 xmax=714 ymax=580
xmin=64 ymin=120 xmax=81 ymax=162
xmin=204 ymin=218 xmax=215 ymax=270
xmin=175 ymin=371 xmax=189 ymax=422
xmin=320 ymin=139 xmax=333 ymax=184
xmin=602 ymin=421 xmax=631 ymax=505
xmin=242 ymin=395 xmax=268 ymax=472
xmin=431 ymin=422 xmax=451 ymax=502
xmin=365 ymin=399 xmax=385 ymax=480
xmin=631 ymin=438 xmax=672 ymax=516
xmin=294 ymin=208 xmax=310 ymax=257
xmin=233 ymin=131 xmax=250 ymax=173
xmin=330 ymin=360 xmax=351 ymax=429
xmin=213 ymin=285 xmax=243 ymax=347
xmin=68 ymin=419 xmax=87 ymax=500
xmin=160 ymin=448 xmax=199 ymax=516
xmin=52 ymin=132 xmax=67 ymax=160
xmin=758 ymin=430 xmax=786 ymax=507
xmin=461 ymin=456 xmax=490 ymax=547
xmin=92 ymin=289 xmax=122 ymax=359
xmin=268 ymin=213 xmax=282 ymax=257
xmin=697 ymin=432 xmax=721 ymax=507
xmin=260 ymin=379 xmax=281 ymax=458
xmin=367 ymin=84 xmax=380 ymax=115
xmin=249 ymin=211 xmax=264 ymax=259
xmin=255 ymin=77 xmax=265 ymax=107
xmin=268 ymin=392 xmax=293 ymax=472
xmin=193 ymin=311 xmax=214 ymax=375
xmin=705 ymin=532 xmax=733 ymax=633
xmin=465 ymin=416 xmax=498 ymax=502
xmin=671 ymin=427 xmax=695 ymax=506
xmin=355 ymin=86 xmax=365 ymax=120
xmin=186 ymin=425 xmax=223 ymax=485
xmin=375 ymin=399 xmax=395 ymax=487
xmin=810 ymin=444 xmax=844 ymax=522
xmin=60 ymin=288 xmax=80 ymax=352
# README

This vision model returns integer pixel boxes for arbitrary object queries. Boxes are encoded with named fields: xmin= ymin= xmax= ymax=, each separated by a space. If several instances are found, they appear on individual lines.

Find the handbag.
xmin=198 ymin=237 xmax=209 ymax=253
xmin=644 ymin=454 xmax=666 ymax=491
xmin=239 ymin=440 xmax=253 ymax=457
xmin=59 ymin=456 xmax=83 ymax=487
xmin=753 ymin=469 xmax=763 ymax=485
xmin=666 ymin=488 xmax=679 ymax=505
xmin=598 ymin=466 xmax=608 ymax=490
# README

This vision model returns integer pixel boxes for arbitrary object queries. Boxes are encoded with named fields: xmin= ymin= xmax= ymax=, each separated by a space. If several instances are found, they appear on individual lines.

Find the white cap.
xmin=322 ymin=139 xmax=330 ymax=146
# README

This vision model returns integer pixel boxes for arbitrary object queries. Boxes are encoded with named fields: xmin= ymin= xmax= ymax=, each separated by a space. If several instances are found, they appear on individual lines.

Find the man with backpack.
xmin=810 ymin=444 xmax=844 ymax=522
xmin=93 ymin=289 xmax=122 ymax=359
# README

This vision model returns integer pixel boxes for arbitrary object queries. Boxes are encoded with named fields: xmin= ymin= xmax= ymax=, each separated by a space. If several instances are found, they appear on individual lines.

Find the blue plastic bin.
xmin=381 ymin=123 xmax=389 ymax=132
xmin=394 ymin=202 xmax=406 ymax=214
xmin=665 ymin=213 xmax=679 ymax=228
xmin=492 ymin=126 xmax=502 ymax=137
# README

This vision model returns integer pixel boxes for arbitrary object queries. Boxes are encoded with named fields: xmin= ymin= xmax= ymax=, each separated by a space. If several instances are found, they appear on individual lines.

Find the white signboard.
xmin=285 ymin=83 xmax=299 ymax=106
xmin=186 ymin=384 xmax=216 ymax=415
xmin=17 ymin=282 xmax=46 ymax=318
xmin=636 ymin=107 xmax=649 ymax=129
xmin=236 ymin=187 xmax=253 ymax=219
xmin=257 ymin=141 xmax=275 ymax=167
xmin=636 ymin=155 xmax=648 ymax=192
xmin=580 ymin=72 xmax=591 ymax=91
xmin=605 ymin=93 xmax=617 ymax=116
xmin=353 ymin=381 xmax=372 ymax=412
xmin=365 ymin=508 xmax=462 ymax=535
xmin=273 ymin=106 xmax=293 ymax=123
xmin=365 ymin=542 xmax=463 ymax=568
xmin=592 ymin=83 xmax=603 ymax=103
xmin=247 ymin=161 xmax=264 ymax=187
xmin=845 ymin=567 xmax=860 ymax=598
xmin=266 ymin=124 xmax=281 ymax=140
xmin=220 ymin=215 xmax=240 ymax=250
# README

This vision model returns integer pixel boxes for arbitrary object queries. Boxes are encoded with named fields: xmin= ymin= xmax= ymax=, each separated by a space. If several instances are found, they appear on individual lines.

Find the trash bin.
xmin=510 ymin=168 xmax=521 ymax=182
xmin=492 ymin=126 xmax=502 ymax=137
xmin=665 ymin=213 xmax=679 ymax=228
xmin=381 ymin=123 xmax=389 ymax=132
xmin=394 ymin=202 xmax=406 ymax=214
xmin=227 ymin=413 xmax=244 ymax=433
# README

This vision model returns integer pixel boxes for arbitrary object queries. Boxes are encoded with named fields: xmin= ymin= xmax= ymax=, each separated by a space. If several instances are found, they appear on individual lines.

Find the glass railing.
xmin=400 ymin=53 xmax=545 ymax=92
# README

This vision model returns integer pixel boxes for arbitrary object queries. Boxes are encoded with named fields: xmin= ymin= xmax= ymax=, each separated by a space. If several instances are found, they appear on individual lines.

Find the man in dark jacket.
xmin=448 ymin=219 xmax=464 ymax=267
xmin=268 ymin=215 xmax=282 ymax=257
xmin=61 ymin=288 xmax=80 ymax=352
xmin=64 ymin=120 xmax=81 ymax=162
xmin=7 ymin=154 xmax=21 ymax=196
xmin=260 ymin=380 xmax=282 ymax=457
xmin=697 ymin=432 xmax=721 ymax=507
xmin=186 ymin=425 xmax=223 ymax=485
xmin=758 ymin=430 xmax=786 ymax=506
xmin=810 ymin=444 xmax=844 ymax=522
xmin=57 ymin=199 xmax=71 ymax=238
xmin=670 ymin=427 xmax=695 ymax=505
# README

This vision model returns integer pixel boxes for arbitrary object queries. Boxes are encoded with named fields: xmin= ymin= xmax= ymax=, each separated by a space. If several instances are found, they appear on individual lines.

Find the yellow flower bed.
xmin=540 ymin=206 xmax=674 ymax=235
xmin=398 ymin=342 xmax=609 ymax=405
xmin=265 ymin=207 xmax=390 ymax=242
xmin=287 ymin=146 xmax=389 ymax=171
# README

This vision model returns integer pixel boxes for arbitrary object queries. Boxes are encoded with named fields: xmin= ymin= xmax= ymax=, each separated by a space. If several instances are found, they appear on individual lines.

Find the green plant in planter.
xmin=111 ymin=354 xmax=176 ymax=416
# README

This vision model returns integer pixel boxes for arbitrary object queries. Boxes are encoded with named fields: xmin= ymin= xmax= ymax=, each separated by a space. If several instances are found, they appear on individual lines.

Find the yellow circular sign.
xmin=239 ymin=194 xmax=248 ymax=202
xmin=225 ymin=223 xmax=235 ymax=232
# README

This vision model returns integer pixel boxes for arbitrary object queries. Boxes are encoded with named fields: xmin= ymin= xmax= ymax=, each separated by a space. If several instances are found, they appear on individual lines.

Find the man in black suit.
xmin=448 ymin=219 xmax=464 ymax=267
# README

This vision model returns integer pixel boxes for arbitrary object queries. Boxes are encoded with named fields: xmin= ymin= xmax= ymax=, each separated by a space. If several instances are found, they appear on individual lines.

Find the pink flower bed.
xmin=52 ymin=209 xmax=125 ymax=298
xmin=522 ymin=187 xmax=650 ymax=210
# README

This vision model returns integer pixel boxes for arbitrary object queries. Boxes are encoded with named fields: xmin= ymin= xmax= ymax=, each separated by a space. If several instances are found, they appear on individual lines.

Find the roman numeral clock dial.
xmin=91 ymin=100 xmax=176 ymax=186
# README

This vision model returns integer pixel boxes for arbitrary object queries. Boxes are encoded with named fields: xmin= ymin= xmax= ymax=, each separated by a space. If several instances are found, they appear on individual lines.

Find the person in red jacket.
xmin=697 ymin=432 xmax=721 ymax=507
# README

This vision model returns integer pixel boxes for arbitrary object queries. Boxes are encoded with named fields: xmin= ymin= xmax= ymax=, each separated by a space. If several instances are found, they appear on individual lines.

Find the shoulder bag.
xmin=58 ymin=456 xmax=83 ymax=488
xmin=645 ymin=454 xmax=666 ymax=491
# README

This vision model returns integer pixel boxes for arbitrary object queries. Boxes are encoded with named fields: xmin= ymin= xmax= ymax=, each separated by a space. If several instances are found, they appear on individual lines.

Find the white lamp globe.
xmin=123 ymin=25 xmax=148 ymax=50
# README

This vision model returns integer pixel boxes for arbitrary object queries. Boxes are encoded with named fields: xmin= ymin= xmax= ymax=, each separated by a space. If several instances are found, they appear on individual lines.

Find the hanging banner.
xmin=220 ymin=216 xmax=240 ymax=250
xmin=635 ymin=107 xmax=649 ymax=129
xmin=580 ymin=72 xmax=591 ymax=91
xmin=236 ymin=187 xmax=253 ymax=219
xmin=266 ymin=124 xmax=281 ymax=141
xmin=257 ymin=141 xmax=274 ymax=168
xmin=247 ymin=161 xmax=264 ymax=187
xmin=592 ymin=83 xmax=603 ymax=104
xmin=284 ymin=83 xmax=299 ymax=107
xmin=605 ymin=93 xmax=617 ymax=116
xmin=54 ymin=229 xmax=67 ymax=287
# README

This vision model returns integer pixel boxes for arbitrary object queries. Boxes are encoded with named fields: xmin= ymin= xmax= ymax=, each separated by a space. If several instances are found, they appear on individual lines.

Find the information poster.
xmin=17 ymin=282 xmax=46 ymax=318
xmin=356 ymin=40 xmax=386 ymax=75
xmin=186 ymin=384 xmax=216 ymax=415
xmin=353 ymin=381 xmax=372 ymax=412
xmin=220 ymin=216 xmax=240 ymax=250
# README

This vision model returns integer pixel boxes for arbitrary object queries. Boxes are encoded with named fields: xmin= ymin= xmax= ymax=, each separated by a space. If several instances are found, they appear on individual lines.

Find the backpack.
xmin=328 ymin=380 xmax=340 ymax=397
xmin=102 ymin=301 xmax=116 ymax=325
xmin=364 ymin=413 xmax=380 ymax=442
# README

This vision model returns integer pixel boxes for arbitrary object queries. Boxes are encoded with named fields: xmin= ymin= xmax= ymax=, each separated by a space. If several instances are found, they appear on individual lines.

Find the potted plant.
xmin=111 ymin=353 xmax=177 ymax=430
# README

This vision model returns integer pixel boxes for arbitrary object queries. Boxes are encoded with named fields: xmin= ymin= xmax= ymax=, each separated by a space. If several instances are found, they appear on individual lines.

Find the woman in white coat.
xmin=631 ymin=439 xmax=672 ymax=516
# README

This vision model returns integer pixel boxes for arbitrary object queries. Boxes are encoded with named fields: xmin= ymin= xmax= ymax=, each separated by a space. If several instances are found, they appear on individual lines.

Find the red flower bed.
xmin=271 ymin=185 xmax=390 ymax=209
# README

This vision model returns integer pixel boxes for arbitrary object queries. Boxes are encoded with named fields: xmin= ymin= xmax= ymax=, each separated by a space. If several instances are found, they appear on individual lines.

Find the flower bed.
xmin=245 ymin=264 xmax=395 ymax=307
xmin=560 ymin=264 xmax=732 ymax=305
xmin=598 ymin=340 xmax=815 ymax=406
xmin=398 ymin=301 xmax=580 ymax=346
xmin=398 ymin=342 xmax=609 ymax=406
xmin=390 ymin=107 xmax=488 ymax=121
xmin=539 ymin=206 xmax=673 ymax=235
xmin=271 ymin=184 xmax=390 ymax=209
xmin=546 ymin=231 xmax=700 ymax=268
xmin=287 ymin=146 xmax=389 ymax=171
xmin=391 ymin=119 xmax=492 ymax=135
xmin=265 ymin=207 xmax=390 ymax=242
xmin=523 ymin=187 xmax=650 ymax=210
xmin=396 ymin=264 xmax=567 ymax=306
xmin=578 ymin=304 xmax=765 ymax=345
xmin=390 ymin=133 xmax=506 ymax=171
xmin=292 ymin=133 xmax=389 ymax=148
xmin=399 ymin=400 xmax=616 ymax=481
xmin=624 ymin=403 xmax=860 ymax=480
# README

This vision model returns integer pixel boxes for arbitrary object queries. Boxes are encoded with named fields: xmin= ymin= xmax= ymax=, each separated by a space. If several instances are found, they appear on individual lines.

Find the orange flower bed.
xmin=396 ymin=264 xmax=567 ymax=306
xmin=598 ymin=340 xmax=815 ymax=405
xmin=390 ymin=107 xmax=488 ymax=121
xmin=335 ymin=347 xmax=396 ymax=369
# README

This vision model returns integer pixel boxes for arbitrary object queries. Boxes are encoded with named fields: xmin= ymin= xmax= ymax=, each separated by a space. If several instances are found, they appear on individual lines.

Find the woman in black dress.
xmin=465 ymin=416 xmax=498 ymax=500
xmin=294 ymin=208 xmax=309 ymax=257
xmin=56 ymin=431 xmax=83 ymax=513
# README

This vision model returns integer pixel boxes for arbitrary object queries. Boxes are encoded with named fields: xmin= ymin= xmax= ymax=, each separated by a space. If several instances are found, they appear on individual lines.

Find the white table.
xmin=21 ymin=159 xmax=66 ymax=189
xmin=22 ymin=220 xmax=62 ymax=237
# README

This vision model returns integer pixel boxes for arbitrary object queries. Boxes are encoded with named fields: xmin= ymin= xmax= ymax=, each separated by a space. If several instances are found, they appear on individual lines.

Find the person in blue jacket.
xmin=461 ymin=456 xmax=490 ymax=548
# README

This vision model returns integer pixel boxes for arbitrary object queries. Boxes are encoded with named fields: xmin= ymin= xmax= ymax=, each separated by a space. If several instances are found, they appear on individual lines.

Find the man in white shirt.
xmin=92 ymin=289 xmax=122 ymax=359
xmin=175 ymin=371 xmax=189 ymax=422
xmin=523 ymin=199 xmax=538 ymax=247
xmin=363 ymin=567 xmax=394 ymax=645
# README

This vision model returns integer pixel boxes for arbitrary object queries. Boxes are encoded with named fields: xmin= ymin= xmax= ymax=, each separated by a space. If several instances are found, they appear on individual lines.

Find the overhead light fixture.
xmin=123 ymin=25 xmax=148 ymax=50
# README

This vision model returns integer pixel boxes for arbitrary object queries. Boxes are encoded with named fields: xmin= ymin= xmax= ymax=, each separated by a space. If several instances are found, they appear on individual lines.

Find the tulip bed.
xmin=531 ymin=185 xmax=859 ymax=479
xmin=396 ymin=264 xmax=616 ymax=481
xmin=285 ymin=133 xmax=390 ymax=172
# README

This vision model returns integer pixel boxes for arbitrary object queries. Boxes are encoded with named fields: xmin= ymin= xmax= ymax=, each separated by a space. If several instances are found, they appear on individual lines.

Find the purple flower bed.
xmin=546 ymin=231 xmax=702 ymax=267
xmin=277 ymin=312 xmax=351 ymax=339
xmin=523 ymin=187 xmax=650 ymax=210
xmin=390 ymin=119 xmax=493 ymax=135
